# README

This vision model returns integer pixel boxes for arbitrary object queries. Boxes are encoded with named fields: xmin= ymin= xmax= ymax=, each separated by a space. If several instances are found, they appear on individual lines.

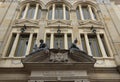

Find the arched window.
xmin=26 ymin=4 xmax=36 ymax=19
xmin=55 ymin=4 xmax=63 ymax=19
xmin=76 ymin=6 xmax=80 ymax=20
xmin=48 ymin=4 xmax=70 ymax=20
xmin=48 ymin=6 xmax=52 ymax=20
xmin=19 ymin=6 xmax=26 ymax=19
xmin=66 ymin=6 xmax=70 ymax=20
xmin=76 ymin=4 xmax=97 ymax=20
xmin=37 ymin=5 xmax=42 ymax=19
xmin=19 ymin=3 xmax=42 ymax=19
xmin=82 ymin=5 xmax=91 ymax=19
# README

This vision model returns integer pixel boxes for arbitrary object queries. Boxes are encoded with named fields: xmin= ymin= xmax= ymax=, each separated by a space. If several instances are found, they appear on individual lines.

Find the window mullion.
xmin=34 ymin=4 xmax=39 ymax=20
xmin=52 ymin=4 xmax=55 ymax=20
xmin=63 ymin=4 xmax=66 ymax=20
xmin=23 ymin=3 xmax=30 ymax=19
xmin=64 ymin=33 xmax=68 ymax=49
xmin=88 ymin=5 xmax=95 ymax=20
xmin=79 ymin=5 xmax=84 ymax=20
xmin=25 ymin=33 xmax=33 ymax=56
xmin=50 ymin=33 xmax=54 ymax=48
xmin=84 ymin=33 xmax=92 ymax=56
xmin=9 ymin=33 xmax=20 ymax=57
xmin=97 ymin=33 xmax=107 ymax=57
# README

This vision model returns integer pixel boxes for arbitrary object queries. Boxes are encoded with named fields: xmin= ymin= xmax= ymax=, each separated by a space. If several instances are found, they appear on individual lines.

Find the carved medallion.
xmin=50 ymin=52 xmax=68 ymax=62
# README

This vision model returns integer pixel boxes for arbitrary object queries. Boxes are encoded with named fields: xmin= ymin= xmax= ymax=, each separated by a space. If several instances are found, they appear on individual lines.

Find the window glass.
xmin=66 ymin=6 xmax=70 ymax=20
xmin=55 ymin=5 xmax=63 ymax=19
xmin=27 ymin=4 xmax=36 ymax=19
xmin=88 ymin=35 xmax=102 ymax=57
xmin=81 ymin=34 xmax=87 ymax=53
xmin=6 ymin=34 xmax=16 ymax=57
xmin=15 ymin=34 xmax=29 ymax=57
xmin=54 ymin=34 xmax=64 ymax=49
xmin=48 ymin=6 xmax=52 ymax=20
xmin=100 ymin=34 xmax=110 ymax=57
xmin=91 ymin=7 xmax=97 ymax=20
xmin=37 ymin=6 xmax=41 ymax=19
xmin=19 ymin=6 xmax=26 ymax=19
xmin=46 ymin=34 xmax=50 ymax=48
xmin=76 ymin=7 xmax=80 ymax=20
xmin=30 ymin=34 xmax=37 ymax=53
xmin=67 ymin=34 xmax=72 ymax=49
xmin=82 ymin=6 xmax=91 ymax=19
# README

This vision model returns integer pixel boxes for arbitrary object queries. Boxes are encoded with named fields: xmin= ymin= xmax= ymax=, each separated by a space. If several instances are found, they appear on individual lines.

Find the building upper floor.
xmin=0 ymin=0 xmax=120 ymax=68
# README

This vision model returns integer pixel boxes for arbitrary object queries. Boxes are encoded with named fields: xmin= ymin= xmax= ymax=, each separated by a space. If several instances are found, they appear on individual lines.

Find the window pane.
xmin=82 ymin=6 xmax=91 ymax=19
xmin=100 ymin=34 xmax=110 ymax=57
xmin=76 ymin=7 xmax=80 ymax=20
xmin=66 ymin=6 xmax=70 ymax=20
xmin=81 ymin=34 xmax=87 ymax=53
xmin=19 ymin=6 xmax=25 ymax=19
xmin=91 ymin=7 xmax=97 ymax=20
xmin=46 ymin=34 xmax=50 ymax=48
xmin=88 ymin=35 xmax=102 ymax=57
xmin=27 ymin=4 xmax=36 ymax=19
xmin=67 ymin=34 xmax=72 ymax=49
xmin=55 ymin=5 xmax=63 ymax=19
xmin=37 ymin=6 xmax=41 ymax=19
xmin=30 ymin=34 xmax=37 ymax=53
xmin=15 ymin=34 xmax=29 ymax=57
xmin=48 ymin=6 xmax=52 ymax=20
xmin=6 ymin=34 xmax=16 ymax=57
xmin=54 ymin=34 xmax=64 ymax=49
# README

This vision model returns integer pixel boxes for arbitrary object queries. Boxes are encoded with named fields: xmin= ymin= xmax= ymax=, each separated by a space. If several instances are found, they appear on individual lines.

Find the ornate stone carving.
xmin=78 ymin=20 xmax=103 ymax=28
xmin=47 ymin=20 xmax=72 ymax=28
xmin=50 ymin=52 xmax=68 ymax=62
xmin=13 ymin=19 xmax=39 ymax=27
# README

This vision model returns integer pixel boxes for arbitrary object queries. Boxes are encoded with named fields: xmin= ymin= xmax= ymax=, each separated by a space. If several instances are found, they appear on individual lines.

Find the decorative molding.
xmin=16 ymin=28 xmax=35 ymax=33
xmin=47 ymin=20 xmax=72 ymax=28
xmin=22 ymin=49 xmax=96 ymax=63
xmin=78 ymin=20 xmax=104 ymax=28
xmin=13 ymin=19 xmax=40 ymax=27
xmin=50 ymin=51 xmax=68 ymax=62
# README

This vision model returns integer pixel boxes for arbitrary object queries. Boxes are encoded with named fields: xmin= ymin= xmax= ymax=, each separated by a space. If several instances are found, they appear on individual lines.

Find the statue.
xmin=33 ymin=39 xmax=49 ymax=54
xmin=69 ymin=39 xmax=80 ymax=53
xmin=70 ymin=39 xmax=80 ymax=49
xmin=39 ymin=39 xmax=47 ymax=49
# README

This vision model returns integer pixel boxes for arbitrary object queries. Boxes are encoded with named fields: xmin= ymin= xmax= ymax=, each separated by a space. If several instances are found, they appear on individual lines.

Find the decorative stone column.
xmin=23 ymin=3 xmax=30 ymax=19
xmin=34 ymin=4 xmax=39 ymax=20
xmin=64 ymin=33 xmax=68 ymax=49
xmin=9 ymin=33 xmax=20 ymax=57
xmin=97 ymin=33 xmax=107 ymax=57
xmin=52 ymin=4 xmax=55 ymax=20
xmin=84 ymin=33 xmax=92 ymax=56
xmin=25 ymin=33 xmax=33 ymax=56
xmin=79 ymin=5 xmax=84 ymax=20
xmin=50 ymin=33 xmax=54 ymax=48
xmin=63 ymin=4 xmax=66 ymax=20
xmin=88 ymin=5 xmax=95 ymax=20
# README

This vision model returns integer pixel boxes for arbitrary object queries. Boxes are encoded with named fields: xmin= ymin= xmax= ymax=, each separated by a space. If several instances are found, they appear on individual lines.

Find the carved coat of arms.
xmin=50 ymin=52 xmax=68 ymax=62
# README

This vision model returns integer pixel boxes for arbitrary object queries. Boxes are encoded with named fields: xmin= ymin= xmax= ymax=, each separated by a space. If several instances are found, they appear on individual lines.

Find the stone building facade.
xmin=0 ymin=0 xmax=120 ymax=82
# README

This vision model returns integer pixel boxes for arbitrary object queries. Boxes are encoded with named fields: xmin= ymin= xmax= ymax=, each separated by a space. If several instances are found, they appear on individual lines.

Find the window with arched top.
xmin=26 ymin=4 xmax=36 ymax=19
xmin=19 ymin=3 xmax=42 ymax=20
xmin=48 ymin=4 xmax=70 ymax=20
xmin=76 ymin=4 xmax=97 ymax=20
